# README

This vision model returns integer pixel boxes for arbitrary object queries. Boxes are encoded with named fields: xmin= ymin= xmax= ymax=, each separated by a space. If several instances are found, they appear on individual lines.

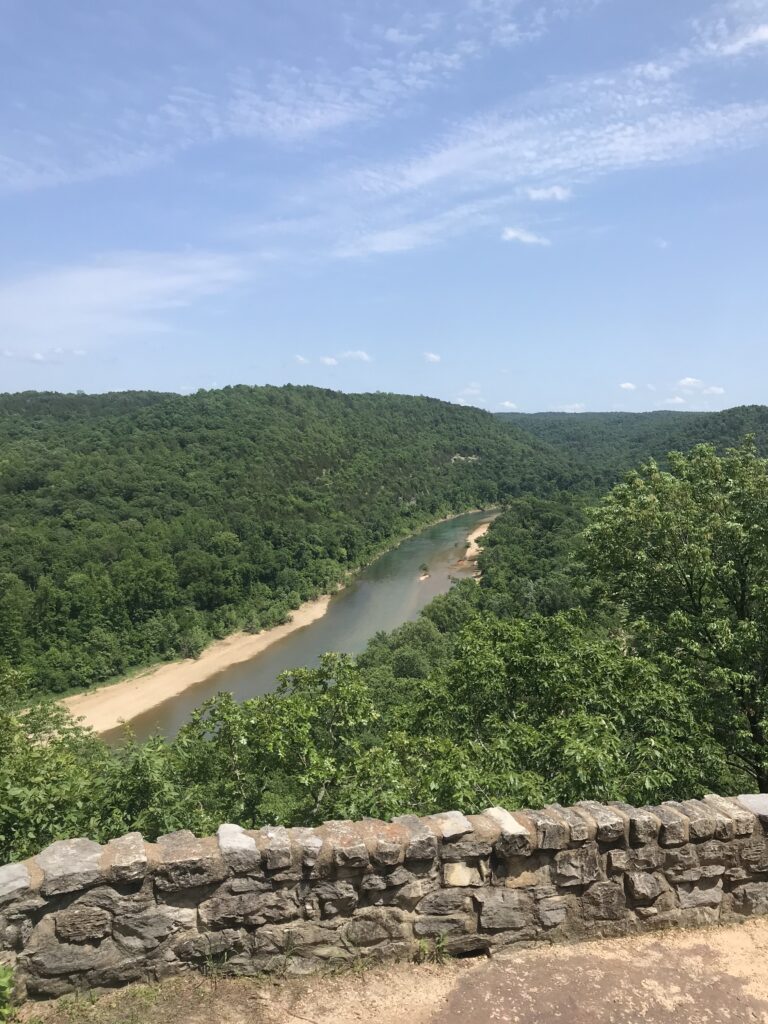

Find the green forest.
xmin=2 ymin=387 xmax=768 ymax=863
xmin=0 ymin=386 xmax=561 ymax=695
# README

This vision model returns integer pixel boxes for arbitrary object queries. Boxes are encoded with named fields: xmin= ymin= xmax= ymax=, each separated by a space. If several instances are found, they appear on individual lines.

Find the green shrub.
xmin=0 ymin=963 xmax=14 ymax=1022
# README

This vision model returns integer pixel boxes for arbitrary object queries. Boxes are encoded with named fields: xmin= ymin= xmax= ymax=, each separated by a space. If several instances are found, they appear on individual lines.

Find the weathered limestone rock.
xmin=354 ymin=820 xmax=407 ymax=866
xmin=418 ymin=889 xmax=471 ymax=916
xmin=575 ymin=803 xmax=626 ymax=843
xmin=313 ymin=880 xmax=358 ymax=917
xmin=704 ymin=795 xmax=755 ymax=836
xmin=536 ymin=891 xmax=568 ymax=928
xmin=554 ymin=845 xmax=602 ymax=888
xmin=315 ymin=821 xmax=369 ymax=870
xmin=217 ymin=824 xmax=261 ymax=875
xmin=582 ymin=882 xmax=626 ymax=920
xmin=426 ymin=811 xmax=474 ymax=841
xmin=36 ymin=839 xmax=103 ymax=896
xmin=113 ymin=908 xmax=177 ymax=952
xmin=390 ymin=878 xmax=434 ymax=910
xmin=626 ymin=872 xmax=664 ymax=903
xmin=732 ymin=881 xmax=768 ymax=915
xmin=342 ymin=908 xmax=411 ymax=948
xmin=484 ymin=807 xmax=536 ymax=857
xmin=0 ymin=864 xmax=32 ymax=905
xmin=677 ymin=878 xmax=723 ymax=909
xmin=255 ymin=826 xmax=293 ymax=871
xmin=102 ymin=833 xmax=147 ymax=884
xmin=664 ymin=801 xmax=718 ymax=842
xmin=54 ymin=906 xmax=112 ymax=944
xmin=547 ymin=804 xmax=594 ymax=843
xmin=499 ymin=853 xmax=551 ymax=889
xmin=522 ymin=808 xmax=569 ymax=849
xmin=443 ymin=862 xmax=482 ymax=887
xmin=610 ymin=804 xmax=661 ymax=846
xmin=154 ymin=833 xmax=226 ymax=891
xmin=737 ymin=793 xmax=768 ymax=824
xmin=441 ymin=815 xmax=495 ymax=861
xmin=477 ymin=890 xmax=533 ymax=931
xmin=648 ymin=804 xmax=689 ymax=846
xmin=392 ymin=815 xmax=439 ymax=861
xmin=199 ymin=890 xmax=299 ymax=929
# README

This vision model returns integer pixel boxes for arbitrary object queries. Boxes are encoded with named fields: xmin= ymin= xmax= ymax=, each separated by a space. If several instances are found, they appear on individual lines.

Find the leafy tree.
xmin=583 ymin=440 xmax=768 ymax=790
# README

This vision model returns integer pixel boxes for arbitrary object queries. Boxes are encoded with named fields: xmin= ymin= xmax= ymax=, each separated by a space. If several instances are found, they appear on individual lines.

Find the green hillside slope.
xmin=499 ymin=406 xmax=768 ymax=488
xmin=0 ymin=385 xmax=564 ymax=694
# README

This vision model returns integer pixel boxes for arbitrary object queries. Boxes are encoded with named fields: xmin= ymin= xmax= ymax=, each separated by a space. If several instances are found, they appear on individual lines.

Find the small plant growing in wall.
xmin=0 ymin=963 xmax=15 ymax=1023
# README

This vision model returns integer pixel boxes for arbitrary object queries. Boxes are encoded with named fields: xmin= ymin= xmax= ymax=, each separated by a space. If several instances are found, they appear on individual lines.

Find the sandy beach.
xmin=62 ymin=513 xmax=498 ymax=736
xmin=464 ymin=519 xmax=493 ymax=562
xmin=62 ymin=594 xmax=332 ymax=734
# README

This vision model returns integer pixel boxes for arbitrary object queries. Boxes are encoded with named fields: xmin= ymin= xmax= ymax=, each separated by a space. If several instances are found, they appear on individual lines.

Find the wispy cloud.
xmin=499 ymin=400 xmax=518 ymax=409
xmin=718 ymin=23 xmax=768 ymax=55
xmin=295 ymin=354 xmax=310 ymax=364
xmin=558 ymin=402 xmax=587 ymax=413
xmin=320 ymin=356 xmax=338 ymax=366
xmin=619 ymin=382 xmax=637 ymax=390
xmin=526 ymin=185 xmax=572 ymax=201
xmin=665 ymin=395 xmax=687 ymax=405
xmin=0 ymin=250 xmax=248 ymax=352
xmin=502 ymin=226 xmax=551 ymax=246
xmin=341 ymin=349 xmax=372 ymax=362
xmin=0 ymin=1 xmax=607 ymax=194
xmin=336 ymin=198 xmax=507 ymax=257
xmin=424 ymin=351 xmax=441 ymax=363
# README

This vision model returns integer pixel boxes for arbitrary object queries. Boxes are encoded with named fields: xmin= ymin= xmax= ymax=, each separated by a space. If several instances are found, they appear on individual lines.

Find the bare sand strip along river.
xmin=64 ymin=511 xmax=494 ymax=743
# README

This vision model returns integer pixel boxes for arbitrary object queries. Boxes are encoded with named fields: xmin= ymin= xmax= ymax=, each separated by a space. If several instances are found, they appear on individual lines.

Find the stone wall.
xmin=2 ymin=794 xmax=768 ymax=1001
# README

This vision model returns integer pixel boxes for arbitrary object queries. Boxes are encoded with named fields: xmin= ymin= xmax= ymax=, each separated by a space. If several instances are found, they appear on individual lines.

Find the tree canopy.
xmin=2 ymin=390 xmax=768 ymax=863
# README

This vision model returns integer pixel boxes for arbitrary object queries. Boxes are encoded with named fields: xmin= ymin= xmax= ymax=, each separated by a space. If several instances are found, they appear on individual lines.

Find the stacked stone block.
xmin=1 ymin=794 xmax=767 ymax=1000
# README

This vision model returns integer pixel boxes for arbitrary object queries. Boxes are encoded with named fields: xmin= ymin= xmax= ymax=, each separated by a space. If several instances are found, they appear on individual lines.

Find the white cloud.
xmin=295 ymin=355 xmax=309 ymax=364
xmin=619 ymin=382 xmax=637 ymax=391
xmin=341 ymin=349 xmax=372 ymax=362
xmin=501 ymin=227 xmax=551 ymax=246
xmin=352 ymin=73 xmax=768 ymax=215
xmin=676 ymin=377 xmax=725 ymax=397
xmin=665 ymin=395 xmax=686 ymax=405
xmin=320 ymin=356 xmax=338 ymax=366
xmin=0 ymin=2 xmax=607 ymax=194
xmin=462 ymin=383 xmax=482 ymax=396
xmin=558 ymin=403 xmax=586 ymax=413
xmin=526 ymin=185 xmax=572 ymax=201
xmin=499 ymin=400 xmax=518 ymax=409
xmin=0 ymin=250 xmax=248 ymax=352
xmin=424 ymin=351 xmax=441 ymax=363
xmin=337 ymin=198 xmax=506 ymax=258
xmin=717 ymin=23 xmax=768 ymax=57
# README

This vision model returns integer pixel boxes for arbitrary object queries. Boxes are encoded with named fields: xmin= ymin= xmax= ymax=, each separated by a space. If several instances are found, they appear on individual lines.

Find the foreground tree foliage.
xmin=583 ymin=440 xmax=768 ymax=791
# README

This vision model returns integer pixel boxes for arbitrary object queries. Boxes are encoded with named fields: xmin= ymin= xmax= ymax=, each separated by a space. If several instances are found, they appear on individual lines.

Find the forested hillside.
xmin=499 ymin=406 xmax=768 ymax=488
xmin=4 ymin=435 xmax=768 ymax=861
xmin=0 ymin=386 xmax=564 ymax=694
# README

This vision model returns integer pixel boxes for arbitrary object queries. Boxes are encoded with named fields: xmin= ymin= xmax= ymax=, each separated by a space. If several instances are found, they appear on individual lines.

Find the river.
xmin=105 ymin=510 xmax=493 ymax=744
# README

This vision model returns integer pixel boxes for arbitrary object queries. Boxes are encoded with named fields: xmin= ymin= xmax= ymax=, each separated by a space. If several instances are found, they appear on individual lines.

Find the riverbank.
xmin=62 ymin=510 xmax=497 ymax=735
xmin=463 ymin=519 xmax=493 ymax=564
xmin=62 ymin=595 xmax=333 ymax=734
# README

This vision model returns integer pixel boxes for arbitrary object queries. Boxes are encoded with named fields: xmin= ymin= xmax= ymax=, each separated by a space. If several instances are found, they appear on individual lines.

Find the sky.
xmin=0 ymin=0 xmax=766 ymax=412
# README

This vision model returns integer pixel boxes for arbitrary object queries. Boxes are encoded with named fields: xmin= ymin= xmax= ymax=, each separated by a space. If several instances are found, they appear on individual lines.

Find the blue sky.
xmin=1 ymin=0 xmax=766 ymax=411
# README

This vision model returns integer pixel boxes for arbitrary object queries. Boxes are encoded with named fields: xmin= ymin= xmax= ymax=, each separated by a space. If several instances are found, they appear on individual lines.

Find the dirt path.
xmin=24 ymin=919 xmax=768 ymax=1024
